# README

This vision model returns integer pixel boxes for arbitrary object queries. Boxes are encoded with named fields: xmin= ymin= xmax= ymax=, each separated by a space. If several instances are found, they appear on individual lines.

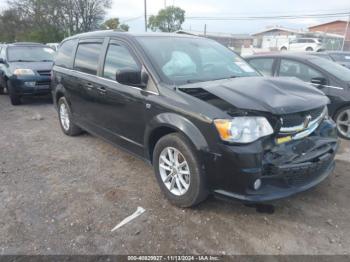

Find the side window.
xmin=0 ymin=47 xmax=6 ymax=60
xmin=74 ymin=43 xmax=102 ymax=75
xmin=103 ymin=44 xmax=139 ymax=80
xmin=55 ymin=39 xmax=76 ymax=68
xmin=248 ymin=58 xmax=274 ymax=76
xmin=279 ymin=59 xmax=324 ymax=82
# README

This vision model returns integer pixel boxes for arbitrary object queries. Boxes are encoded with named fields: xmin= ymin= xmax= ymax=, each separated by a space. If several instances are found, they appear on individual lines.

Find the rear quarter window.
xmin=55 ymin=39 xmax=77 ymax=69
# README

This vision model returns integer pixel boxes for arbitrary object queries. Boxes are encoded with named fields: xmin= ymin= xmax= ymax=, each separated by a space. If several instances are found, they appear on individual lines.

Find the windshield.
xmin=137 ymin=36 xmax=259 ymax=85
xmin=8 ymin=46 xmax=55 ymax=62
xmin=329 ymin=53 xmax=350 ymax=62
xmin=309 ymin=57 xmax=350 ymax=82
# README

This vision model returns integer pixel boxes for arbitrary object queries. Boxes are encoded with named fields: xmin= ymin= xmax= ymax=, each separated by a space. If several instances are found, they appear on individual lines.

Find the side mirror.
xmin=0 ymin=58 xmax=4 ymax=64
xmin=115 ymin=69 xmax=148 ymax=88
xmin=311 ymin=77 xmax=327 ymax=86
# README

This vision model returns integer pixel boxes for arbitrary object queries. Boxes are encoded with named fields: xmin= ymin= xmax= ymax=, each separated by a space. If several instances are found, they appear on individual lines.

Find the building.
xmin=308 ymin=20 xmax=350 ymax=50
xmin=176 ymin=30 xmax=253 ymax=52
xmin=251 ymin=26 xmax=303 ymax=49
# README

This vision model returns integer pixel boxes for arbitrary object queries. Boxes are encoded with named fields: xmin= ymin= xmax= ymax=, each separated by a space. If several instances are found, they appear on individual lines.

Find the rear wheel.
xmin=58 ymin=97 xmax=83 ymax=136
xmin=335 ymin=106 xmax=350 ymax=140
xmin=153 ymin=133 xmax=208 ymax=207
xmin=306 ymin=47 xmax=314 ymax=51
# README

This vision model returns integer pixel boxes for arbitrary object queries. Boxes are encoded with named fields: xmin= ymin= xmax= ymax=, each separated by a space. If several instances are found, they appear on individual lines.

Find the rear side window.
xmin=55 ymin=40 xmax=76 ymax=68
xmin=248 ymin=58 xmax=274 ymax=76
xmin=103 ymin=44 xmax=139 ymax=80
xmin=74 ymin=43 xmax=102 ymax=75
xmin=279 ymin=59 xmax=324 ymax=82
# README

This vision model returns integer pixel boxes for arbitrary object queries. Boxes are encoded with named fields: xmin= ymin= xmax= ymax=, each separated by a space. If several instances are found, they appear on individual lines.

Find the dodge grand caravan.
xmin=51 ymin=31 xmax=338 ymax=207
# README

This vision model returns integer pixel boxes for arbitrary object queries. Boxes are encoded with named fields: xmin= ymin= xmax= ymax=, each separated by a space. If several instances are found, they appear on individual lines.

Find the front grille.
xmin=264 ymin=154 xmax=333 ymax=187
xmin=37 ymin=70 xmax=51 ymax=76
xmin=36 ymin=81 xmax=50 ymax=86
xmin=281 ymin=107 xmax=324 ymax=128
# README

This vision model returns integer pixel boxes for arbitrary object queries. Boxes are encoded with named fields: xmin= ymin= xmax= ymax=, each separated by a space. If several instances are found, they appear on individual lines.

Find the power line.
xmin=185 ymin=12 xmax=350 ymax=21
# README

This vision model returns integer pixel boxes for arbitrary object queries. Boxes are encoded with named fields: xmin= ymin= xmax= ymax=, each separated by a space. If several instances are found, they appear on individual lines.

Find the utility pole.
xmin=342 ymin=12 xmax=350 ymax=51
xmin=204 ymin=24 xmax=207 ymax=37
xmin=144 ymin=0 xmax=147 ymax=32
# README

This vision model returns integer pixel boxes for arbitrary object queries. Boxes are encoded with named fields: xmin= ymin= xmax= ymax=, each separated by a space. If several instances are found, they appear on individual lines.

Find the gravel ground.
xmin=0 ymin=95 xmax=350 ymax=255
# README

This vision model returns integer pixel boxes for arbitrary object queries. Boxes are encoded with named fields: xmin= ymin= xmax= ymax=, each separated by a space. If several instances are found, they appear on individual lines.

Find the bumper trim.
xmin=213 ymin=160 xmax=335 ymax=203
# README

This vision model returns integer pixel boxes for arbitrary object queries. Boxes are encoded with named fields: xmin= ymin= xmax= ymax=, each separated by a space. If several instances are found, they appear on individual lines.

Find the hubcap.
xmin=59 ymin=103 xmax=70 ymax=131
xmin=336 ymin=109 xmax=350 ymax=138
xmin=159 ymin=147 xmax=190 ymax=196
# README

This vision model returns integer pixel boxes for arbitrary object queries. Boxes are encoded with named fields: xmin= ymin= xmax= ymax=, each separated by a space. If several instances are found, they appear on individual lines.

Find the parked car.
xmin=52 ymin=31 xmax=338 ymax=207
xmin=246 ymin=52 xmax=350 ymax=139
xmin=310 ymin=51 xmax=350 ymax=69
xmin=46 ymin=43 xmax=60 ymax=51
xmin=0 ymin=42 xmax=55 ymax=105
xmin=280 ymin=38 xmax=325 ymax=52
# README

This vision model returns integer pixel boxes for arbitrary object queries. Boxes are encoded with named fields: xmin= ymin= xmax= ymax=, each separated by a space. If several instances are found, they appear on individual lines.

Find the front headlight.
xmin=13 ymin=69 xmax=35 ymax=76
xmin=214 ymin=117 xmax=274 ymax=143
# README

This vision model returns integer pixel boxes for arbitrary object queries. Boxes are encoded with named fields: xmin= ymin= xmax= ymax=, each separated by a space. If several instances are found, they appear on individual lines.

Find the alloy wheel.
xmin=159 ymin=147 xmax=191 ymax=196
xmin=336 ymin=109 xmax=350 ymax=139
xmin=59 ymin=103 xmax=70 ymax=131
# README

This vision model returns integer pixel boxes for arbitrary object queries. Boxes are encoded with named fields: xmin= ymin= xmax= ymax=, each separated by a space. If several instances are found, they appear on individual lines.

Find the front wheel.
xmin=10 ymin=93 xmax=21 ymax=105
xmin=153 ymin=133 xmax=208 ymax=207
xmin=335 ymin=106 xmax=350 ymax=140
xmin=58 ymin=97 xmax=83 ymax=136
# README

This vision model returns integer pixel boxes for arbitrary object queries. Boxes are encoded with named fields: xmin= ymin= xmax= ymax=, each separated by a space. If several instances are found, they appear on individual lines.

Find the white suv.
xmin=280 ymin=38 xmax=325 ymax=52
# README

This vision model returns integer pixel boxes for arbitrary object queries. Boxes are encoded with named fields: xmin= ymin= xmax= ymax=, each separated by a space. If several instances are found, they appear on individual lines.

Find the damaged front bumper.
xmin=207 ymin=119 xmax=338 ymax=202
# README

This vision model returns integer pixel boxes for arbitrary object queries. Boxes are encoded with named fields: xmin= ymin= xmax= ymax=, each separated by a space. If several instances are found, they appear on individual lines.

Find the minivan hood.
xmin=179 ymin=77 xmax=329 ymax=115
xmin=9 ymin=61 xmax=53 ymax=72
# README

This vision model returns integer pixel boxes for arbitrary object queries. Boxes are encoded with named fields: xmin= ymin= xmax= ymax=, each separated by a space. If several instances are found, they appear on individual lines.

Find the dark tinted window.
xmin=55 ymin=40 xmax=76 ymax=68
xmin=103 ymin=44 xmax=139 ymax=80
xmin=248 ymin=58 xmax=274 ymax=76
xmin=279 ymin=59 xmax=323 ymax=82
xmin=74 ymin=43 xmax=102 ymax=75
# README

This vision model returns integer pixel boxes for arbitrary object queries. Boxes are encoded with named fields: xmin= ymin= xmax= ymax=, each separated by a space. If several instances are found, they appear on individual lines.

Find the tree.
xmin=148 ymin=6 xmax=185 ymax=32
xmin=101 ymin=18 xmax=129 ymax=31
xmin=119 ymin=23 xmax=129 ymax=32
xmin=1 ymin=0 xmax=112 ymax=43
xmin=103 ymin=18 xmax=120 ymax=29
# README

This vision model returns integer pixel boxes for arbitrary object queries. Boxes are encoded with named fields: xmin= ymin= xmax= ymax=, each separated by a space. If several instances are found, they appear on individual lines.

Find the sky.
xmin=0 ymin=0 xmax=349 ymax=34
xmin=107 ymin=0 xmax=350 ymax=34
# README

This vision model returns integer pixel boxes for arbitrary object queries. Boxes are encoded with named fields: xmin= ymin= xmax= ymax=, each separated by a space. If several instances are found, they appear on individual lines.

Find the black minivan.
xmin=52 ymin=31 xmax=338 ymax=207
xmin=0 ymin=42 xmax=54 ymax=105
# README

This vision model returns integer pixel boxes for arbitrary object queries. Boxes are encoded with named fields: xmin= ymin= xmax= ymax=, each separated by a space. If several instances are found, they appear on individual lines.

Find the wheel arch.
xmin=144 ymin=113 xmax=210 ymax=162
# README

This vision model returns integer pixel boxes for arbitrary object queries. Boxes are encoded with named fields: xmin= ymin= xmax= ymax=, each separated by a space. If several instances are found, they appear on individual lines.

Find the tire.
xmin=334 ymin=106 xmax=350 ymax=140
xmin=153 ymin=133 xmax=208 ymax=207
xmin=58 ymin=97 xmax=83 ymax=136
xmin=306 ymin=47 xmax=314 ymax=51
xmin=10 ymin=93 xmax=21 ymax=105
xmin=7 ymin=80 xmax=21 ymax=105
xmin=280 ymin=46 xmax=287 ymax=51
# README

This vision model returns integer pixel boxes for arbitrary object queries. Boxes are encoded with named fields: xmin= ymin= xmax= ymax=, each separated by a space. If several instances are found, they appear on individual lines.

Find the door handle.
xmin=97 ymin=87 xmax=107 ymax=94
xmin=85 ymin=82 xmax=93 ymax=91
